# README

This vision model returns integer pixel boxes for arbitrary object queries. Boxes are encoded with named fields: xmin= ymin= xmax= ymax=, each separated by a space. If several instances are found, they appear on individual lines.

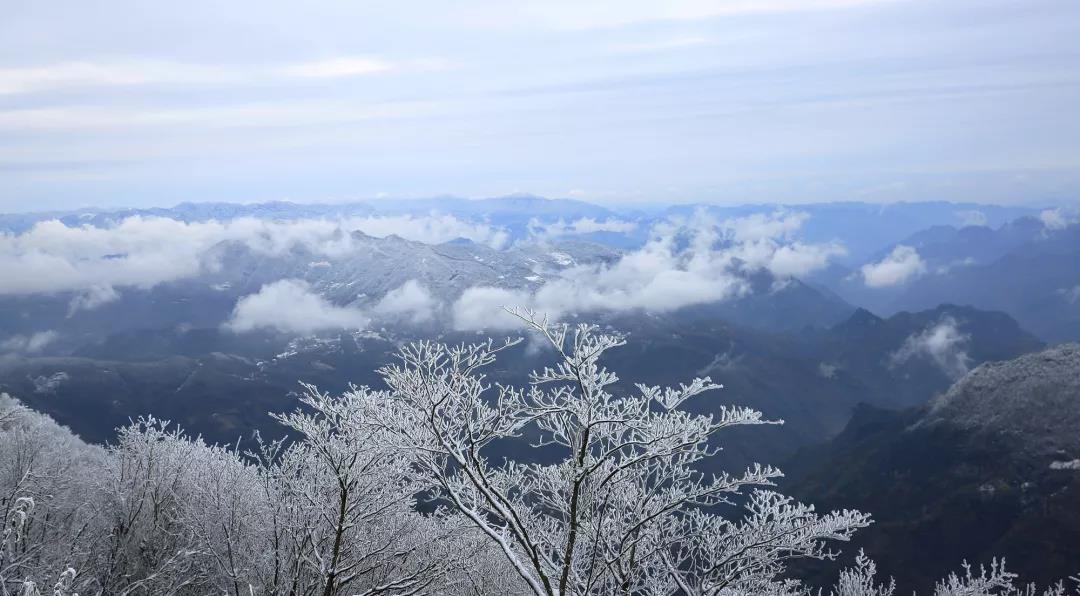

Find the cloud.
xmin=0 ymin=331 xmax=59 ymax=354
xmin=817 ymin=362 xmax=839 ymax=379
xmin=608 ymin=36 xmax=713 ymax=54
xmin=456 ymin=0 xmax=891 ymax=30
xmin=720 ymin=211 xmax=808 ymax=243
xmin=453 ymin=210 xmax=846 ymax=330
xmin=1039 ymin=208 xmax=1076 ymax=231
xmin=712 ymin=211 xmax=845 ymax=277
xmin=0 ymin=55 xmax=445 ymax=95
xmin=934 ymin=256 xmax=976 ymax=275
xmin=0 ymin=217 xmax=211 ymax=295
xmin=279 ymin=57 xmax=395 ymax=79
xmin=860 ymin=245 xmax=926 ymax=287
xmin=0 ymin=60 xmax=231 ymax=95
xmin=371 ymin=280 xmax=441 ymax=324
xmin=1057 ymin=285 xmax=1080 ymax=304
xmin=890 ymin=316 xmax=972 ymax=379
xmin=3 ymin=0 xmax=1078 ymax=210
xmin=767 ymin=242 xmax=846 ymax=277
xmin=0 ymin=100 xmax=438 ymax=131
xmin=228 ymin=279 xmax=443 ymax=334
xmin=451 ymin=287 xmax=531 ymax=331
xmin=955 ymin=210 xmax=988 ymax=227
xmin=226 ymin=279 xmax=369 ymax=334
xmin=0 ymin=214 xmax=508 ymax=297
xmin=67 ymin=284 xmax=120 ymax=317
xmin=347 ymin=214 xmax=509 ymax=248
xmin=528 ymin=216 xmax=638 ymax=239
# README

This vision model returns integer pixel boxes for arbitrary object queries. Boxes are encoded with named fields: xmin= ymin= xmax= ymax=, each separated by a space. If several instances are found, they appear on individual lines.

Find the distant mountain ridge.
xmin=0 ymin=195 xmax=625 ymax=236
xmin=1 ymin=196 xmax=1039 ymax=256
xmin=813 ymin=212 xmax=1080 ymax=341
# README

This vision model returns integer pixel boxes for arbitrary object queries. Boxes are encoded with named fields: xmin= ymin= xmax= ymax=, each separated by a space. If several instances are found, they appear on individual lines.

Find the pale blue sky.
xmin=1 ymin=0 xmax=1078 ymax=211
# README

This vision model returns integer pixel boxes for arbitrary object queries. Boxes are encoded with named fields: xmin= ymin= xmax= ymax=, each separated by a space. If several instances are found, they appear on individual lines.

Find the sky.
xmin=1 ymin=0 xmax=1079 ymax=212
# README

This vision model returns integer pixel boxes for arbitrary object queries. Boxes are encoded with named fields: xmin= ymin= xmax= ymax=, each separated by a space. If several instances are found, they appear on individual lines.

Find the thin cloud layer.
xmin=67 ymin=284 xmax=120 ymax=317
xmin=0 ymin=331 xmax=59 ymax=354
xmin=527 ymin=217 xmax=639 ymax=239
xmin=0 ymin=55 xmax=444 ymax=96
xmin=891 ymin=316 xmax=972 ymax=379
xmin=3 ymin=0 xmax=1078 ymax=209
xmin=860 ymin=245 xmax=927 ymax=288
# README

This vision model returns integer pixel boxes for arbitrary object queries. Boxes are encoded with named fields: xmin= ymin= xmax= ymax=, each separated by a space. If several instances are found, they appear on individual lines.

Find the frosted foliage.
xmin=352 ymin=310 xmax=871 ymax=596
xmin=0 ymin=393 xmax=511 ymax=595
xmin=828 ymin=550 xmax=896 ymax=596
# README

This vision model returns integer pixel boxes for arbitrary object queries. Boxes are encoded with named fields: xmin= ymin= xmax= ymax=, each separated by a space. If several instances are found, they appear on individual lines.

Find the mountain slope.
xmin=785 ymin=344 xmax=1080 ymax=593
xmin=803 ymin=304 xmax=1044 ymax=407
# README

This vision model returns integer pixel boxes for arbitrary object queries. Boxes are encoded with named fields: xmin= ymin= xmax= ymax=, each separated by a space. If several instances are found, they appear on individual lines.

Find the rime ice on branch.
xmin=337 ymin=309 xmax=872 ymax=596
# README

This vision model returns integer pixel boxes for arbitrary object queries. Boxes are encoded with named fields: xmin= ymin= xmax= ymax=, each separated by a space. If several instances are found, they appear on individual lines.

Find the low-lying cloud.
xmin=527 ymin=217 xmax=639 ymax=239
xmin=227 ymin=278 xmax=441 ymax=334
xmin=955 ymin=210 xmax=988 ymax=227
xmin=860 ymin=245 xmax=926 ymax=288
xmin=1039 ymin=208 xmax=1077 ymax=231
xmin=5 ymin=209 xmax=853 ymax=336
xmin=370 ymin=279 xmax=440 ymax=324
xmin=226 ymin=279 xmax=370 ymax=334
xmin=453 ymin=210 xmax=847 ymax=330
xmin=0 ymin=214 xmax=508 ymax=298
xmin=67 ymin=284 xmax=120 ymax=317
xmin=890 ymin=316 xmax=972 ymax=379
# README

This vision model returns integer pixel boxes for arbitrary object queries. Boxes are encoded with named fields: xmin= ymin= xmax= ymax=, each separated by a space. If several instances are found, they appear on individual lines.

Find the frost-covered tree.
xmin=0 ymin=394 xmax=103 ymax=596
xmin=931 ymin=561 xmax=1079 ymax=596
xmin=342 ymin=311 xmax=871 ymax=596
xmin=257 ymin=383 xmax=517 ymax=596
xmin=1 ymin=393 xmax=513 ymax=596
xmin=827 ymin=550 xmax=895 ymax=596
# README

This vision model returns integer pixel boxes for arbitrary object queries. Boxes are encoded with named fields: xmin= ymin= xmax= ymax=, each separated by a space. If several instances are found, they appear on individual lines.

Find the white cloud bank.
xmin=5 ymin=209 xmax=850 ymax=336
xmin=227 ymin=278 xmax=442 ymax=334
xmin=0 ymin=214 xmax=508 ymax=298
xmin=860 ymin=245 xmax=926 ymax=288
xmin=370 ymin=279 xmax=440 ymax=324
xmin=453 ymin=210 xmax=847 ymax=330
xmin=890 ymin=316 xmax=972 ymax=379
xmin=226 ymin=280 xmax=370 ymax=335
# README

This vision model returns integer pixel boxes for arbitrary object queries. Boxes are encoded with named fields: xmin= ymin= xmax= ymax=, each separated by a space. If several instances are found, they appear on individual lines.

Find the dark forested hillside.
xmin=785 ymin=344 xmax=1080 ymax=593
